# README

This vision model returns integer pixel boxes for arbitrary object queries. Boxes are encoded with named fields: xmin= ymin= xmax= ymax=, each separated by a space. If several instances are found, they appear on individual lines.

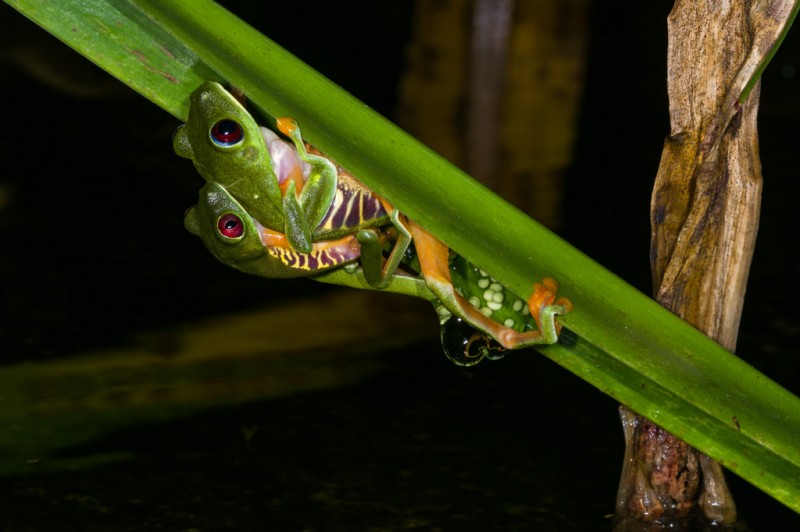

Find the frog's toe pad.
xmin=528 ymin=277 xmax=572 ymax=327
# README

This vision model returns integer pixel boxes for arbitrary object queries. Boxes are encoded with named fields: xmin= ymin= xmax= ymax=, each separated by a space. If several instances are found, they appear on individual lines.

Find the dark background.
xmin=1 ymin=2 xmax=798 ymax=529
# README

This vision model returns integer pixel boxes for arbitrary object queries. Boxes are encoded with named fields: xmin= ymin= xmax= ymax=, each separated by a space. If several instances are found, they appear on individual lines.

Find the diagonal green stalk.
xmin=6 ymin=0 xmax=800 ymax=512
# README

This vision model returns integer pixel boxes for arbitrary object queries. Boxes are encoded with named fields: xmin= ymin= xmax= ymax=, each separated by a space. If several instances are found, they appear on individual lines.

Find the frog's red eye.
xmin=210 ymin=119 xmax=243 ymax=146
xmin=217 ymin=213 xmax=244 ymax=239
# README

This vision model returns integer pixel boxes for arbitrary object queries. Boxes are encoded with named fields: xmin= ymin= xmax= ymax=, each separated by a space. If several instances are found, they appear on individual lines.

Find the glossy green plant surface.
xmin=5 ymin=0 xmax=800 ymax=512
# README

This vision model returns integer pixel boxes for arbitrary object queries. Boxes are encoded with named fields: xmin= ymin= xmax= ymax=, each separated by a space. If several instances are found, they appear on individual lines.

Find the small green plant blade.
xmin=4 ymin=0 xmax=221 ymax=119
xmin=5 ymin=0 xmax=800 ymax=512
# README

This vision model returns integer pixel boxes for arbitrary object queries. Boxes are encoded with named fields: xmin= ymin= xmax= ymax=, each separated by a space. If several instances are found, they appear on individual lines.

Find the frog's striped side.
xmin=265 ymin=234 xmax=360 ymax=273
xmin=313 ymin=166 xmax=391 ymax=239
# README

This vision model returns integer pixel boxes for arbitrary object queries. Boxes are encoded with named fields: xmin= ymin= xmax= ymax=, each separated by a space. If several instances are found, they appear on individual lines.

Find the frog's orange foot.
xmin=528 ymin=277 xmax=573 ymax=333
xmin=276 ymin=117 xmax=299 ymax=136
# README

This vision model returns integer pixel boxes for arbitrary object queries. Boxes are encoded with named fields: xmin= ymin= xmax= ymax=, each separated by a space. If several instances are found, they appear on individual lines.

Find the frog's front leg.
xmin=275 ymin=117 xmax=338 ymax=253
xmin=407 ymin=220 xmax=573 ymax=349
xmin=355 ymin=210 xmax=412 ymax=289
xmin=311 ymin=211 xmax=430 ymax=299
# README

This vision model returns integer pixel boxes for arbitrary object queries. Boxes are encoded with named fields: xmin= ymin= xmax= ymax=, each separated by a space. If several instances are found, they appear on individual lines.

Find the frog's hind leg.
xmin=408 ymin=221 xmax=572 ymax=349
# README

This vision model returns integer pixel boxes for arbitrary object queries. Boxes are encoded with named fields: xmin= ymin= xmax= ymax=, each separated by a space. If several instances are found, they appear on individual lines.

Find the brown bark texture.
xmin=615 ymin=0 xmax=794 ymax=528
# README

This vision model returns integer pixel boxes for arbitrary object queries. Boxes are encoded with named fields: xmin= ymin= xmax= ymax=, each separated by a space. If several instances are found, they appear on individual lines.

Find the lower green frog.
xmin=174 ymin=82 xmax=572 ymax=365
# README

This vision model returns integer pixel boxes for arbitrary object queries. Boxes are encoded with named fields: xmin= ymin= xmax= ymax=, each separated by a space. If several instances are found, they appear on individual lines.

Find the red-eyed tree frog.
xmin=174 ymin=82 xmax=572 ymax=365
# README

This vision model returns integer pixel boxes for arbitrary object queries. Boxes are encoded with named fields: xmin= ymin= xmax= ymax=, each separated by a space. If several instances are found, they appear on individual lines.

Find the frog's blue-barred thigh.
xmin=316 ymin=168 xmax=390 ymax=236
xmin=266 ymin=237 xmax=359 ymax=272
